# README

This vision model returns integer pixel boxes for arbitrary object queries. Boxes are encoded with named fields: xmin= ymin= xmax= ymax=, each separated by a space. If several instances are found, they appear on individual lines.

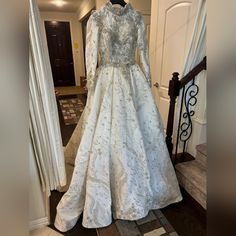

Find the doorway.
xmin=44 ymin=21 xmax=76 ymax=87
xmin=81 ymin=9 xmax=95 ymax=77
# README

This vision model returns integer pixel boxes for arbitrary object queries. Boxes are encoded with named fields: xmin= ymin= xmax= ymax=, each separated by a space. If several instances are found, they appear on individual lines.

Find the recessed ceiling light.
xmin=51 ymin=0 xmax=67 ymax=8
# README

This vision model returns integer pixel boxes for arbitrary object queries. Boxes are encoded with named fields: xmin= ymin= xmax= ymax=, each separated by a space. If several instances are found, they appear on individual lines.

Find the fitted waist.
xmin=99 ymin=61 xmax=136 ymax=68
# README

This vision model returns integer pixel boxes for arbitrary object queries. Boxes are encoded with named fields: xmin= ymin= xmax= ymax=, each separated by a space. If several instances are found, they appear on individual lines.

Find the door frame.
xmin=149 ymin=0 xmax=160 ymax=102
xmin=80 ymin=8 xmax=95 ymax=76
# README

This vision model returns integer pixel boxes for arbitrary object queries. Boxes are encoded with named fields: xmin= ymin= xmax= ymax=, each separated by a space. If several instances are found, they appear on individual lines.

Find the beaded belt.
xmin=100 ymin=61 xmax=136 ymax=67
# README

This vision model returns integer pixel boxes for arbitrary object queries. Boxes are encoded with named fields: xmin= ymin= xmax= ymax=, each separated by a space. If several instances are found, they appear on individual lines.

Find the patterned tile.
xmin=96 ymin=223 xmax=120 ymax=236
xmin=138 ymin=220 xmax=162 ymax=234
xmin=169 ymin=232 xmax=179 ymax=236
xmin=115 ymin=220 xmax=140 ymax=236
xmin=98 ymin=210 xmax=178 ymax=236
xmin=59 ymin=97 xmax=85 ymax=125
xmin=143 ymin=227 xmax=166 ymax=236
xmin=136 ymin=211 xmax=157 ymax=225
xmin=153 ymin=210 xmax=165 ymax=219
xmin=160 ymin=217 xmax=174 ymax=233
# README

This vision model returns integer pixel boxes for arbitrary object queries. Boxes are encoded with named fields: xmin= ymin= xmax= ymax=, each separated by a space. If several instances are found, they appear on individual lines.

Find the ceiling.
xmin=37 ymin=0 xmax=83 ymax=12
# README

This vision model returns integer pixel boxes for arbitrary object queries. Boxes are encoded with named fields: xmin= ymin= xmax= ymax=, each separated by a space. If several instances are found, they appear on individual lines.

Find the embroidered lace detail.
xmin=100 ymin=61 xmax=136 ymax=67
xmin=86 ymin=73 xmax=95 ymax=90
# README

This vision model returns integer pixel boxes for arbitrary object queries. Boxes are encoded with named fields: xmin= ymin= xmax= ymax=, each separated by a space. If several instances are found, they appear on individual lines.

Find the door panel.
xmin=151 ymin=0 xmax=199 ymax=129
xmin=44 ymin=21 xmax=75 ymax=87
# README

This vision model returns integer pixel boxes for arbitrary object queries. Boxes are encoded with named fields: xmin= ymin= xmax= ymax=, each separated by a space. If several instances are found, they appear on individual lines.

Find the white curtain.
xmin=174 ymin=0 xmax=206 ymax=153
xmin=29 ymin=0 xmax=66 ymax=196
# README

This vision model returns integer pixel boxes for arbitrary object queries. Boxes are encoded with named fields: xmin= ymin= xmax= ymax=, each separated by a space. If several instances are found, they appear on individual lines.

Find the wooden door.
xmin=150 ymin=0 xmax=199 ymax=129
xmin=44 ymin=21 xmax=75 ymax=87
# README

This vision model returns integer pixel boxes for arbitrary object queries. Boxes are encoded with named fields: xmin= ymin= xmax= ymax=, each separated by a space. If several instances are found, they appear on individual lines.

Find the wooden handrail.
xmin=180 ymin=56 xmax=207 ymax=88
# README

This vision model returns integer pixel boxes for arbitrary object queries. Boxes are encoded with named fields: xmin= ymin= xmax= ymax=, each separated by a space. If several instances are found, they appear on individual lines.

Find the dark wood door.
xmin=44 ymin=21 xmax=75 ymax=87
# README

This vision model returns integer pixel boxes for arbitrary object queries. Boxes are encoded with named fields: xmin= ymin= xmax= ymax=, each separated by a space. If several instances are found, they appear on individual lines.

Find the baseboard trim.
xmin=30 ymin=217 xmax=49 ymax=231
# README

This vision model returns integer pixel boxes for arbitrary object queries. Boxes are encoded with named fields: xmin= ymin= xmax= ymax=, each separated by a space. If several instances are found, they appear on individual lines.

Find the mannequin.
xmin=110 ymin=0 xmax=127 ymax=7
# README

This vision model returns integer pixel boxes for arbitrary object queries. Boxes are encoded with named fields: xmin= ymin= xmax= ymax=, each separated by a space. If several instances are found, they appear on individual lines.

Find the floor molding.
xmin=30 ymin=217 xmax=49 ymax=231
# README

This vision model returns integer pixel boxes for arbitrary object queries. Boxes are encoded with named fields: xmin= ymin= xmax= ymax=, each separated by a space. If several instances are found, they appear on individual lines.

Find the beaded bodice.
xmin=85 ymin=1 xmax=151 ymax=88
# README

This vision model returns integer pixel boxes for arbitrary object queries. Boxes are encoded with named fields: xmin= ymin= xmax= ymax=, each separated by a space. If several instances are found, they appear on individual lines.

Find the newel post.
xmin=166 ymin=72 xmax=180 ymax=161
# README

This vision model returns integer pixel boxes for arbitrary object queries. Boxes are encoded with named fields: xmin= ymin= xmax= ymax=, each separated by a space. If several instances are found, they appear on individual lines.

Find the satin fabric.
xmin=55 ymin=2 xmax=182 ymax=231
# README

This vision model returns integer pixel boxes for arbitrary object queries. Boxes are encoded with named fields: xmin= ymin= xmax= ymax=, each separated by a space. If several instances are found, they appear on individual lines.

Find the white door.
xmin=150 ymin=0 xmax=199 ymax=129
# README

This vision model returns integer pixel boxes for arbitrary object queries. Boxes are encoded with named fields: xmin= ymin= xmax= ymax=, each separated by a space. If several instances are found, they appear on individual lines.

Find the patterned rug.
xmin=97 ymin=210 xmax=179 ymax=236
xmin=59 ymin=97 xmax=85 ymax=125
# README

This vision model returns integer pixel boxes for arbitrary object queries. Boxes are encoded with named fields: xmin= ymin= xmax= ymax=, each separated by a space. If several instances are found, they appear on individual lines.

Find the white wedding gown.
xmin=55 ymin=1 xmax=182 ymax=231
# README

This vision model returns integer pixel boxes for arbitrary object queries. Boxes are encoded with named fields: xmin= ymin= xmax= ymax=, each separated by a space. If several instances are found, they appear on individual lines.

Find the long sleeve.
xmin=85 ymin=11 xmax=100 ymax=90
xmin=137 ymin=14 xmax=152 ymax=87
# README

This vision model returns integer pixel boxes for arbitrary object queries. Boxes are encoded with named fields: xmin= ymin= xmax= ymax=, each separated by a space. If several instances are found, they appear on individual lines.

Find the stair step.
xmin=196 ymin=143 xmax=207 ymax=156
xmin=176 ymin=160 xmax=206 ymax=194
xmin=196 ymin=144 xmax=207 ymax=167
xmin=175 ymin=160 xmax=206 ymax=208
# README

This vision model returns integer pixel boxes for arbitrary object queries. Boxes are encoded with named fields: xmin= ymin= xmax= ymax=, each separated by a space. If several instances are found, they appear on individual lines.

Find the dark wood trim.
xmin=165 ymin=72 xmax=181 ymax=159
xmin=173 ymin=152 xmax=195 ymax=165
xmin=180 ymin=56 xmax=207 ymax=88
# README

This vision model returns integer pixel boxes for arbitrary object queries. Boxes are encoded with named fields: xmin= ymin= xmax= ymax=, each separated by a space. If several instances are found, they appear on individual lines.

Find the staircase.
xmin=175 ymin=144 xmax=207 ymax=209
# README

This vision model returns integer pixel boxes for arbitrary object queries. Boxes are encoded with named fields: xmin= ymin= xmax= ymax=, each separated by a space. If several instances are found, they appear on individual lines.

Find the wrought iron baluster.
xmin=177 ymin=78 xmax=199 ymax=156
xmin=174 ymin=85 xmax=185 ymax=162
xmin=166 ymin=57 xmax=206 ymax=164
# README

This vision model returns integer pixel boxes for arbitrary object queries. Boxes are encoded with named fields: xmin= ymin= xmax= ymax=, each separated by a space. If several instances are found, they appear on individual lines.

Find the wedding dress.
xmin=55 ymin=1 xmax=182 ymax=231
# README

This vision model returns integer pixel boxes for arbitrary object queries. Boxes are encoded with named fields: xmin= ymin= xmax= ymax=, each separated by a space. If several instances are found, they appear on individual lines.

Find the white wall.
xmin=77 ymin=0 xmax=95 ymax=20
xmin=128 ymin=0 xmax=151 ymax=14
xmin=95 ymin=0 xmax=106 ymax=9
xmin=40 ymin=11 xmax=85 ymax=86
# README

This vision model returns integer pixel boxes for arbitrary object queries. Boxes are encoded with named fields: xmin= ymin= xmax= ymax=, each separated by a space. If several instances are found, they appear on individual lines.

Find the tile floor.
xmin=114 ymin=210 xmax=178 ymax=236
xmin=31 ymin=209 xmax=178 ymax=236
xmin=55 ymin=86 xmax=87 ymax=96
xmin=30 ymin=227 xmax=62 ymax=236
xmin=59 ymin=97 xmax=85 ymax=125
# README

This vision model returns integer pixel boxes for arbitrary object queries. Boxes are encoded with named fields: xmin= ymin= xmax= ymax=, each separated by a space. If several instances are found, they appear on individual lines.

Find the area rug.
xmin=97 ymin=210 xmax=179 ymax=236
xmin=59 ymin=96 xmax=85 ymax=125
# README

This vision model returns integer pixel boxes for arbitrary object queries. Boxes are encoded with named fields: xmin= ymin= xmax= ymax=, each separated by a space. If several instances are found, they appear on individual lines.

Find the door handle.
xmin=153 ymin=82 xmax=159 ymax=88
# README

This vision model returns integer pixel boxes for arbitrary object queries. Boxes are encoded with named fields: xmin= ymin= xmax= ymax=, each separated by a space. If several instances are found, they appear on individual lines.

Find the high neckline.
xmin=105 ymin=1 xmax=132 ymax=16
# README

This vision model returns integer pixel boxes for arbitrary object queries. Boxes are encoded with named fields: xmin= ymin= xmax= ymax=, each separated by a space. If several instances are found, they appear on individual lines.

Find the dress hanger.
xmin=110 ymin=0 xmax=127 ymax=7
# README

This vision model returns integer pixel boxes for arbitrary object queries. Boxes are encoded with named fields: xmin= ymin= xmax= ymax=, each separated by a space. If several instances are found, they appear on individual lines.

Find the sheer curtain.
xmin=29 ymin=0 xmax=66 ymax=196
xmin=174 ymin=0 xmax=206 ymax=153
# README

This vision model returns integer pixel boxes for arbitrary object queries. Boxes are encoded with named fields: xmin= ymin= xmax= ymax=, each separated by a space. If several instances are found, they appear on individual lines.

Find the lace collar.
xmin=105 ymin=1 xmax=132 ymax=16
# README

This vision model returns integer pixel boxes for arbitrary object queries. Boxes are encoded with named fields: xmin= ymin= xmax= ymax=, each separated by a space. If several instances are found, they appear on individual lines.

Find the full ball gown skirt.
xmin=55 ymin=2 xmax=182 ymax=231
